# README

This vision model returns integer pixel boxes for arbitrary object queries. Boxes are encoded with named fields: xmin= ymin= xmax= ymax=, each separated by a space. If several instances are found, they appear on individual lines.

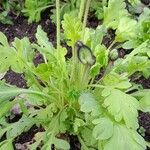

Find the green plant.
xmin=22 ymin=0 xmax=54 ymax=23
xmin=0 ymin=0 xmax=23 ymax=24
xmin=0 ymin=0 xmax=150 ymax=149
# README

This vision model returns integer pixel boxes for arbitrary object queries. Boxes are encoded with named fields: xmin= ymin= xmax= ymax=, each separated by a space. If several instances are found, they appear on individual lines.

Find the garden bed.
xmin=0 ymin=0 xmax=150 ymax=150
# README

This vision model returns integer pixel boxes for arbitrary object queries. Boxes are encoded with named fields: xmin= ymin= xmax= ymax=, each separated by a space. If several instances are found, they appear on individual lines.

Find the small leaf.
xmin=0 ymin=139 xmax=13 ymax=150
xmin=139 ymin=93 xmax=150 ymax=112
xmin=62 ymin=14 xmax=82 ymax=46
xmin=53 ymin=138 xmax=70 ymax=150
xmin=92 ymin=118 xmax=113 ymax=140
xmin=0 ymin=32 xmax=9 ymax=46
xmin=36 ymin=25 xmax=53 ymax=50
xmin=79 ymin=92 xmax=100 ymax=116
xmin=102 ymin=72 xmax=131 ymax=89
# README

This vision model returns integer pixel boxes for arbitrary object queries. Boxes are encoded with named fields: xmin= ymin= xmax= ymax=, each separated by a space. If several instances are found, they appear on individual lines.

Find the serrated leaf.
xmin=36 ymin=25 xmax=53 ymax=51
xmin=22 ymin=0 xmax=52 ymax=23
xmin=103 ymin=0 xmax=128 ymax=29
xmin=74 ymin=118 xmax=85 ymax=133
xmin=79 ymin=92 xmax=100 ymax=116
xmin=0 ymin=36 xmax=34 ymax=73
xmin=62 ymin=14 xmax=82 ymax=46
xmin=103 ymin=124 xmax=146 ymax=150
xmin=115 ymin=17 xmax=137 ymax=42
xmin=102 ymin=88 xmax=139 ymax=129
xmin=80 ymin=127 xmax=97 ymax=147
xmin=92 ymin=118 xmax=113 ymax=140
xmin=102 ymin=72 xmax=131 ymax=89
xmin=6 ymin=117 xmax=36 ymax=138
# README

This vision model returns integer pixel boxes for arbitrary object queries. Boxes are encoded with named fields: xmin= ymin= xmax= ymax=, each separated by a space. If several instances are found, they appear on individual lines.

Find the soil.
xmin=134 ymin=77 xmax=150 ymax=89
xmin=0 ymin=9 xmax=56 ymax=43
xmin=3 ymin=70 xmax=27 ymax=88
xmin=0 ymin=6 xmax=150 ymax=150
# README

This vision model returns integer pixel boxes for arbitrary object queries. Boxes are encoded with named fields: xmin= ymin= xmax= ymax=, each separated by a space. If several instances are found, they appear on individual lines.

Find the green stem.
xmin=107 ymin=40 xmax=116 ymax=50
xmin=82 ymin=0 xmax=91 ymax=31
xmin=78 ymin=136 xmax=89 ymax=150
xmin=56 ymin=0 xmax=60 ymax=49
xmin=78 ymin=0 xmax=86 ymax=21
xmin=81 ymin=64 xmax=90 ymax=88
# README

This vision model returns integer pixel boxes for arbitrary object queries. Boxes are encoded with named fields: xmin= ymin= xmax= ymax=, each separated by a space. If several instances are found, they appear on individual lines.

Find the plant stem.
xmin=107 ymin=40 xmax=116 ymax=50
xmin=81 ymin=64 xmax=90 ymax=88
xmin=56 ymin=0 xmax=60 ymax=49
xmin=78 ymin=0 xmax=86 ymax=21
xmin=82 ymin=0 xmax=91 ymax=31
xmin=78 ymin=136 xmax=89 ymax=150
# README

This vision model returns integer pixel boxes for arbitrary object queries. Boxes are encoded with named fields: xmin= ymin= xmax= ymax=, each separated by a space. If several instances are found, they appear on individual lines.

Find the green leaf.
xmin=102 ymin=72 xmax=132 ymax=89
xmin=127 ymin=56 xmax=150 ymax=76
xmin=79 ymin=92 xmax=100 ymax=116
xmin=0 ymin=32 xmax=9 ymax=46
xmin=0 ymin=35 xmax=34 ymax=73
xmin=103 ymin=124 xmax=146 ymax=150
xmin=35 ymin=25 xmax=53 ymax=54
xmin=6 ymin=117 xmax=36 ymax=139
xmin=53 ymin=138 xmax=70 ymax=150
xmin=0 ymin=101 xmax=15 ymax=119
xmin=90 ymin=25 xmax=106 ymax=50
xmin=62 ymin=14 xmax=82 ymax=47
xmin=11 ymin=37 xmax=34 ymax=73
xmin=36 ymin=103 xmax=58 ymax=121
xmin=122 ymin=41 xmax=148 ymax=64
xmin=22 ymin=0 xmax=52 ymax=23
xmin=0 ymin=84 xmax=24 ymax=100
xmin=0 ymin=83 xmax=54 ymax=102
xmin=94 ymin=44 xmax=108 ymax=67
xmin=80 ymin=127 xmax=97 ymax=148
xmin=103 ymin=0 xmax=128 ymax=29
xmin=139 ymin=93 xmax=150 ymax=112
xmin=92 ymin=117 xmax=113 ymax=140
xmin=102 ymin=88 xmax=139 ymax=129
xmin=0 ymin=46 xmax=16 ymax=73
xmin=35 ymin=63 xmax=52 ymax=82
xmin=90 ymin=44 xmax=108 ymax=77
xmin=115 ymin=17 xmax=138 ymax=42
xmin=0 ymin=139 xmax=13 ymax=150
xmin=74 ymin=118 xmax=85 ymax=133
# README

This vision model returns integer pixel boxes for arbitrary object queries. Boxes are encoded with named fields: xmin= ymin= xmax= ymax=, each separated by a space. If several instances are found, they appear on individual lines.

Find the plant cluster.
xmin=0 ymin=0 xmax=150 ymax=150
xmin=0 ymin=0 xmax=147 ymax=24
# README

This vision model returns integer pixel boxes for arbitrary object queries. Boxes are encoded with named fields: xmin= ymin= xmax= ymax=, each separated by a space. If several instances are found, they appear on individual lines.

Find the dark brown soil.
xmin=0 ymin=7 xmax=150 ymax=150
xmin=134 ymin=77 xmax=150 ymax=89
xmin=102 ymin=29 xmax=115 ymax=48
xmin=87 ymin=12 xmax=100 ymax=29
xmin=14 ymin=125 xmax=45 ymax=150
xmin=138 ymin=111 xmax=150 ymax=150
xmin=0 ymin=9 xmax=56 ymax=43
xmin=141 ymin=0 xmax=150 ymax=5
xmin=3 ymin=70 xmax=27 ymax=88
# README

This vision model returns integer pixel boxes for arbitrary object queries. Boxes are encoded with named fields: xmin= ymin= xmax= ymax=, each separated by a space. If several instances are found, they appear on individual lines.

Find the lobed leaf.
xmin=102 ymin=88 xmax=140 ymax=129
